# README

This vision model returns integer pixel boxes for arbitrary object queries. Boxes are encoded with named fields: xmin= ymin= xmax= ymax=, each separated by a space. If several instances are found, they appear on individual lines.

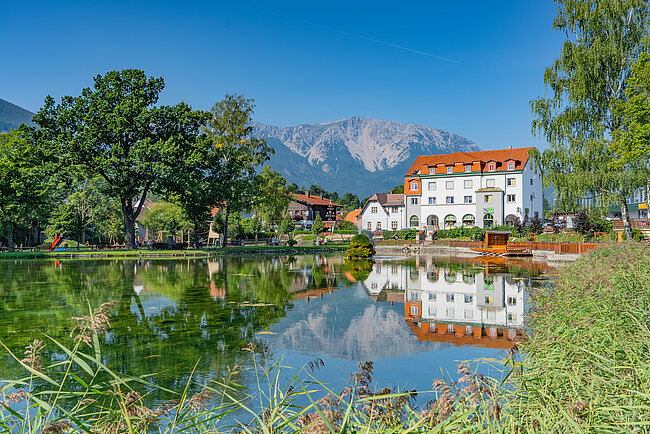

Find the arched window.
xmin=409 ymin=215 xmax=419 ymax=227
xmin=462 ymin=214 xmax=475 ymax=227
xmin=427 ymin=215 xmax=439 ymax=227
xmin=505 ymin=214 xmax=519 ymax=227
xmin=444 ymin=214 xmax=457 ymax=228
xmin=483 ymin=214 xmax=494 ymax=228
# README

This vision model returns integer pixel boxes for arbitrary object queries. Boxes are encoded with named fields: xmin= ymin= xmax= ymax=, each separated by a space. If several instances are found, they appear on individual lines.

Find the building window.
xmin=367 ymin=222 xmax=372 ymax=230
xmin=464 ymin=195 xmax=472 ymax=204
xmin=507 ymin=194 xmax=516 ymax=203
xmin=428 ymin=182 xmax=436 ymax=191
xmin=371 ymin=206 xmax=377 ymax=214
xmin=445 ymin=196 xmax=454 ymax=204
xmin=447 ymin=166 xmax=452 ymax=173
xmin=429 ymin=292 xmax=436 ymax=300
xmin=530 ymin=194 xmax=534 ymax=201
xmin=507 ymin=296 xmax=517 ymax=306
xmin=444 ymin=214 xmax=457 ymax=227
xmin=428 ymin=197 xmax=436 ymax=205
xmin=376 ymin=222 xmax=381 ymax=230
xmin=465 ymin=165 xmax=471 ymax=172
xmin=485 ymin=296 xmax=494 ymax=304
xmin=392 ymin=206 xmax=398 ymax=213
xmin=485 ymin=195 xmax=493 ymax=203
xmin=530 ymin=179 xmax=533 ymax=185
xmin=446 ymin=293 xmax=455 ymax=302
xmin=427 ymin=215 xmax=439 ymax=227
xmin=446 ymin=181 xmax=454 ymax=190
xmin=391 ymin=220 xmax=398 ymax=230
xmin=483 ymin=213 xmax=494 ymax=228
xmin=507 ymin=178 xmax=516 ymax=186
xmin=409 ymin=215 xmax=419 ymax=227
xmin=486 ymin=179 xmax=495 ymax=188
xmin=508 ymin=162 xmax=514 ymax=170
xmin=489 ymin=163 xmax=495 ymax=171
xmin=410 ymin=181 xmax=418 ymax=190
xmin=462 ymin=214 xmax=475 ymax=226
xmin=464 ymin=309 xmax=473 ymax=319
xmin=464 ymin=179 xmax=473 ymax=189
xmin=410 ymin=305 xmax=418 ymax=316
xmin=464 ymin=294 xmax=473 ymax=303
xmin=411 ymin=197 xmax=418 ymax=205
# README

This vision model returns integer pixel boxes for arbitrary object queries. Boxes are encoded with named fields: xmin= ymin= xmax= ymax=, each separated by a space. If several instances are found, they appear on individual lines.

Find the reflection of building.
xmin=363 ymin=256 xmax=535 ymax=348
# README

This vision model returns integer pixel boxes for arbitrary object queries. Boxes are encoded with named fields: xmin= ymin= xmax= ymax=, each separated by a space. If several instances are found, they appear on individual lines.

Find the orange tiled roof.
xmin=405 ymin=147 xmax=533 ymax=176
xmin=344 ymin=208 xmax=362 ymax=223
xmin=293 ymin=193 xmax=342 ymax=207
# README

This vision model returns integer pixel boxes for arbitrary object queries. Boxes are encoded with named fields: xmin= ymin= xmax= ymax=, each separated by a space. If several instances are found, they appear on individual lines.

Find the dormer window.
xmin=465 ymin=165 xmax=471 ymax=172
xmin=508 ymin=162 xmax=514 ymax=170
xmin=488 ymin=163 xmax=496 ymax=171
xmin=447 ymin=166 xmax=452 ymax=174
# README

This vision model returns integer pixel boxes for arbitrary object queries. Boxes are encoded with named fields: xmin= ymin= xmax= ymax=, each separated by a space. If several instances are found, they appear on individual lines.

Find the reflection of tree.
xmin=344 ymin=260 xmax=374 ymax=282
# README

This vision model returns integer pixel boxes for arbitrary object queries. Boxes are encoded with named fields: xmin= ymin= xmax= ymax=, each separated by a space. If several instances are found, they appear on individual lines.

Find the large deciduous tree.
xmin=0 ymin=129 xmax=51 ymax=250
xmin=34 ymin=69 xmax=206 ymax=249
xmin=204 ymin=95 xmax=272 ymax=247
xmin=530 ymin=0 xmax=650 ymax=239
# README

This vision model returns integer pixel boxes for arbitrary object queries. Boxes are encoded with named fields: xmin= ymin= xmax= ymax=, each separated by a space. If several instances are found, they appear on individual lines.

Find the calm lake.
xmin=0 ymin=254 xmax=553 ymax=404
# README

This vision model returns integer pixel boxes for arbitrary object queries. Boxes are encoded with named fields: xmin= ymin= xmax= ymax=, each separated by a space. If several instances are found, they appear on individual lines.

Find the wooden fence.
xmin=374 ymin=238 xmax=605 ymax=254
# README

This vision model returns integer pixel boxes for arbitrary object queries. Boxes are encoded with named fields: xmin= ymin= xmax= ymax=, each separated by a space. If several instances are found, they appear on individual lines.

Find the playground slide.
xmin=48 ymin=235 xmax=62 ymax=251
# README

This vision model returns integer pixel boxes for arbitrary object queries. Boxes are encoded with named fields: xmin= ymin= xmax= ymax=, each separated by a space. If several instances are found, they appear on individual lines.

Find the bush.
xmin=287 ymin=238 xmax=297 ymax=247
xmin=345 ymin=234 xmax=375 ymax=260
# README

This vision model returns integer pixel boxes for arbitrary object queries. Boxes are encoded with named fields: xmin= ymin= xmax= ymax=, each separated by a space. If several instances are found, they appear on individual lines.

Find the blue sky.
xmin=1 ymin=1 xmax=563 ymax=150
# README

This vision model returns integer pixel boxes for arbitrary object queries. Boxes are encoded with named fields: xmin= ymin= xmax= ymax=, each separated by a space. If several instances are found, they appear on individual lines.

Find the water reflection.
xmin=0 ymin=255 xmax=552 ymax=399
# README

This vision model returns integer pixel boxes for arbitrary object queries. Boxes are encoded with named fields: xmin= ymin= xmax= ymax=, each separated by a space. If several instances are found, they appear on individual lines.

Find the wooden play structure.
xmin=470 ymin=231 xmax=532 ymax=257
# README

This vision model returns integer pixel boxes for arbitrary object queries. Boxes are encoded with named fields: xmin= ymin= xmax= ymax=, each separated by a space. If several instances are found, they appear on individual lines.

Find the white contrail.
xmin=277 ymin=14 xmax=461 ymax=64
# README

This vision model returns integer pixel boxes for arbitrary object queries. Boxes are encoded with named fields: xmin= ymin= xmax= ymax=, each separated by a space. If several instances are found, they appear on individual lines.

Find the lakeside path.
xmin=375 ymin=244 xmax=582 ymax=263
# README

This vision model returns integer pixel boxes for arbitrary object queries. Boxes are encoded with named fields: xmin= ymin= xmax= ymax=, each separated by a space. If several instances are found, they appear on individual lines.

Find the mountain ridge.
xmin=0 ymin=98 xmax=35 ymax=133
xmin=253 ymin=116 xmax=480 ymax=196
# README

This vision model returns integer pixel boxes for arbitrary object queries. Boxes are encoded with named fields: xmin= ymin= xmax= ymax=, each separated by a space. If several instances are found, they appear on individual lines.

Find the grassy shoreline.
xmin=0 ymin=244 xmax=349 ymax=260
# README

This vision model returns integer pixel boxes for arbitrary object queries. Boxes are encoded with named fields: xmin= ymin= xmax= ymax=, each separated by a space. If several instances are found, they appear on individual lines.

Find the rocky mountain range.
xmin=253 ymin=117 xmax=479 ymax=197
xmin=0 ymin=98 xmax=35 ymax=133
xmin=0 ymin=98 xmax=480 ymax=197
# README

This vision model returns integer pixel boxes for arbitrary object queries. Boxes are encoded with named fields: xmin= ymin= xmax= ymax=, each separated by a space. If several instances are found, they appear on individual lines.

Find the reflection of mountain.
xmin=262 ymin=283 xmax=441 ymax=360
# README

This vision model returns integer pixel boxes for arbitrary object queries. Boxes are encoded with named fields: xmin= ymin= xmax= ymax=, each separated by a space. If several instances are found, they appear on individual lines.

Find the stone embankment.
xmin=374 ymin=244 xmax=581 ymax=262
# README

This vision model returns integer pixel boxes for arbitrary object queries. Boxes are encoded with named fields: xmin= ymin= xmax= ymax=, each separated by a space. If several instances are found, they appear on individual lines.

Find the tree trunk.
xmin=193 ymin=216 xmax=200 ymax=249
xmin=222 ymin=203 xmax=230 ymax=248
xmin=5 ymin=220 xmax=14 ymax=251
xmin=620 ymin=198 xmax=634 ymax=240
xmin=122 ymin=198 xmax=136 ymax=249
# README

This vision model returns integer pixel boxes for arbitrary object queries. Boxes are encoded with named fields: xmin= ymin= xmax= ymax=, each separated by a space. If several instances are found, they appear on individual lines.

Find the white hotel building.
xmin=403 ymin=147 xmax=543 ymax=231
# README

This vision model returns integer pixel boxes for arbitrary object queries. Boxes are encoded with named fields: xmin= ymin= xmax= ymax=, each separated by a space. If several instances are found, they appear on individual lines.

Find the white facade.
xmin=359 ymin=194 xmax=406 ymax=232
xmin=404 ymin=148 xmax=543 ymax=230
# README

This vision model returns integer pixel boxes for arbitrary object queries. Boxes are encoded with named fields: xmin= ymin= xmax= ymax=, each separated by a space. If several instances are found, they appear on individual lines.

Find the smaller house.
xmin=343 ymin=208 xmax=363 ymax=230
xmin=359 ymin=193 xmax=405 ymax=232
xmin=287 ymin=193 xmax=342 ymax=229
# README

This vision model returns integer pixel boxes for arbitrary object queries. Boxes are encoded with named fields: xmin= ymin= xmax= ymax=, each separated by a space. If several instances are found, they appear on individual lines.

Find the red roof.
xmin=293 ymin=193 xmax=341 ymax=207
xmin=344 ymin=208 xmax=362 ymax=223
xmin=405 ymin=147 xmax=533 ymax=176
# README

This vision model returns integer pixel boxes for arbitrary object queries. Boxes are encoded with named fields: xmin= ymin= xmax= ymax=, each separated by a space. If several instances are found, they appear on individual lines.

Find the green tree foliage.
xmin=0 ymin=129 xmax=51 ymax=250
xmin=390 ymin=184 xmax=404 ymax=194
xmin=204 ymin=95 xmax=272 ymax=247
xmin=344 ymin=233 xmax=376 ymax=260
xmin=338 ymin=192 xmax=362 ymax=212
xmin=254 ymin=166 xmax=290 ymax=229
xmin=312 ymin=214 xmax=324 ymax=235
xmin=280 ymin=214 xmax=294 ymax=236
xmin=530 ymin=0 xmax=650 ymax=240
xmin=138 ymin=202 xmax=191 ymax=239
xmin=34 ymin=69 xmax=207 ymax=249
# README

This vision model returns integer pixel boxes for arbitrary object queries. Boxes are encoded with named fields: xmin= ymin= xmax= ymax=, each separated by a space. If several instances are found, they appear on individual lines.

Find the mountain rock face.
xmin=0 ymin=98 xmax=35 ymax=133
xmin=253 ymin=117 xmax=479 ymax=197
